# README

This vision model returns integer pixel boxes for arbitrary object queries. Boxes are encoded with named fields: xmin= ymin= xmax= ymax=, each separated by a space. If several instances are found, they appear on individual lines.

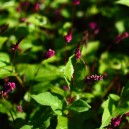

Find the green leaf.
xmin=0 ymin=52 xmax=10 ymax=67
xmin=116 ymin=0 xmax=129 ymax=7
xmin=64 ymin=55 xmax=74 ymax=86
xmin=31 ymin=92 xmax=63 ymax=115
xmin=56 ymin=116 xmax=68 ymax=129
xmin=73 ymin=59 xmax=87 ymax=90
xmin=0 ymin=37 xmax=8 ymax=49
xmin=100 ymin=94 xmax=120 ymax=129
xmin=20 ymin=125 xmax=33 ymax=129
xmin=68 ymin=99 xmax=91 ymax=113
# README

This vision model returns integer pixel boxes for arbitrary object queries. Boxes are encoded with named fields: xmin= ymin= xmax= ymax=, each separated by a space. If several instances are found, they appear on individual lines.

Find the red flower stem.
xmin=65 ymin=42 xmax=68 ymax=63
xmin=12 ymin=50 xmax=16 ymax=73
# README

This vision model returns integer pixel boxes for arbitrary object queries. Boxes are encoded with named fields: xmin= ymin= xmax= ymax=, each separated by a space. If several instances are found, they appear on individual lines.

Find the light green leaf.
xmin=64 ymin=56 xmax=74 ymax=86
xmin=68 ymin=99 xmax=91 ymax=113
xmin=20 ymin=125 xmax=33 ymax=129
xmin=56 ymin=116 xmax=68 ymax=129
xmin=116 ymin=0 xmax=129 ymax=7
xmin=31 ymin=92 xmax=63 ymax=115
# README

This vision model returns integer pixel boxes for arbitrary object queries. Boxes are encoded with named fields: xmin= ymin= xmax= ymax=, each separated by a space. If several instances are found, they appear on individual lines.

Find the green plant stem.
xmin=12 ymin=50 xmax=16 ymax=73
xmin=2 ymin=95 xmax=15 ymax=122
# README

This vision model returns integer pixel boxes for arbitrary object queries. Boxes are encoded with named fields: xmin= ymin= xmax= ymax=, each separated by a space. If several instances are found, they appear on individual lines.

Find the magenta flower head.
xmin=3 ymin=82 xmax=16 ymax=94
xmin=85 ymin=74 xmax=103 ymax=83
xmin=73 ymin=0 xmax=80 ymax=5
xmin=63 ymin=86 xmax=69 ymax=91
xmin=64 ymin=28 xmax=72 ymax=43
xmin=12 ymin=36 xmax=25 ymax=51
xmin=75 ymin=48 xmax=81 ymax=60
xmin=107 ymin=115 xmax=121 ymax=129
xmin=115 ymin=32 xmax=129 ymax=44
xmin=33 ymin=2 xmax=40 ymax=12
xmin=89 ymin=22 xmax=99 ymax=35
xmin=17 ymin=105 xmax=23 ymax=112
xmin=43 ymin=49 xmax=55 ymax=59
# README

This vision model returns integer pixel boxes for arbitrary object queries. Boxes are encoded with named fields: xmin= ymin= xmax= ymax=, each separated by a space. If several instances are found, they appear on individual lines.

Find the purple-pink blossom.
xmin=75 ymin=48 xmax=81 ymax=60
xmin=43 ymin=49 xmax=55 ymax=59
xmin=115 ymin=32 xmax=129 ymax=43
xmin=17 ymin=105 xmax=23 ymax=112
xmin=85 ymin=74 xmax=103 ymax=83
xmin=12 ymin=37 xmax=25 ymax=51
xmin=73 ymin=0 xmax=80 ymax=5
xmin=64 ymin=28 xmax=72 ymax=43
xmin=108 ymin=115 xmax=121 ymax=129
xmin=33 ymin=2 xmax=40 ymax=12
xmin=63 ymin=86 xmax=69 ymax=91
xmin=3 ymin=82 xmax=16 ymax=94
xmin=88 ymin=22 xmax=99 ymax=35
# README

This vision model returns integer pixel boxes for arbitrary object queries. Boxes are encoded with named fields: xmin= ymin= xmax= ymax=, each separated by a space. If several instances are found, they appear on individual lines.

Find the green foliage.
xmin=116 ymin=0 xmax=129 ymax=7
xmin=1 ymin=0 xmax=129 ymax=128
xmin=31 ymin=92 xmax=63 ymax=115
xmin=67 ymin=99 xmax=91 ymax=113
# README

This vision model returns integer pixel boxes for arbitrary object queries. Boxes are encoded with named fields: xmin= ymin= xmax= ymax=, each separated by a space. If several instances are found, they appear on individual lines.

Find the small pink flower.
xmin=85 ymin=74 xmax=103 ymax=83
xmin=17 ymin=105 xmax=23 ymax=112
xmin=115 ymin=32 xmax=129 ymax=43
xmin=75 ymin=48 xmax=81 ymax=60
xmin=12 ymin=37 xmax=25 ymax=51
xmin=73 ymin=0 xmax=80 ymax=5
xmin=108 ymin=115 xmax=121 ymax=128
xmin=63 ymin=86 xmax=69 ymax=91
xmin=33 ymin=3 xmax=40 ymax=12
xmin=64 ymin=28 xmax=72 ymax=43
xmin=43 ymin=49 xmax=55 ymax=59
xmin=19 ymin=17 xmax=26 ymax=23
xmin=89 ymin=22 xmax=99 ymax=35
xmin=3 ymin=82 xmax=16 ymax=94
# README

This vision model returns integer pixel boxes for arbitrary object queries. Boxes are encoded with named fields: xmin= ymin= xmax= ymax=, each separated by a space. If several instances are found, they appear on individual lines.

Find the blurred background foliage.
xmin=0 ymin=0 xmax=129 ymax=129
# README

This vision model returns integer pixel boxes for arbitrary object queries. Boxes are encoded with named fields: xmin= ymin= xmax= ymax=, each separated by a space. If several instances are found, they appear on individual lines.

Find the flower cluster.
xmin=89 ymin=22 xmax=99 ymax=35
xmin=17 ymin=1 xmax=40 ymax=13
xmin=73 ymin=0 xmax=80 ymax=5
xmin=108 ymin=115 xmax=121 ymax=129
xmin=64 ymin=28 xmax=72 ymax=43
xmin=2 ymin=82 xmax=16 ymax=94
xmin=85 ymin=74 xmax=103 ymax=83
xmin=42 ymin=49 xmax=55 ymax=59
xmin=115 ymin=32 xmax=129 ymax=43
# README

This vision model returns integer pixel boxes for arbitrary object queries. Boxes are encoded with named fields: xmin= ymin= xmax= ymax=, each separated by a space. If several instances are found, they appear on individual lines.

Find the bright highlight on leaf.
xmin=115 ymin=0 xmax=129 ymax=7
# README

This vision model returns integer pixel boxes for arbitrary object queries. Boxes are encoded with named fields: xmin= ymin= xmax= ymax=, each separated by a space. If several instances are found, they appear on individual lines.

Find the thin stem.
xmin=2 ymin=95 xmax=15 ymax=122
xmin=65 ymin=43 xmax=68 ymax=63
xmin=12 ymin=50 xmax=16 ymax=73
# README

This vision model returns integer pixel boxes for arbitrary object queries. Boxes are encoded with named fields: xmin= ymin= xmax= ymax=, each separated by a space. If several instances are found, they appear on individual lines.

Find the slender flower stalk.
xmin=12 ymin=36 xmax=25 ymax=72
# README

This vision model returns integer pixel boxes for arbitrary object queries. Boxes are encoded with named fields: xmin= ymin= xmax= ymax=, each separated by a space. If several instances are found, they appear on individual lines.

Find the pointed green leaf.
xmin=64 ymin=55 xmax=74 ymax=86
xmin=68 ymin=99 xmax=91 ymax=113
xmin=31 ymin=92 xmax=63 ymax=115
xmin=56 ymin=116 xmax=68 ymax=129
xmin=73 ymin=59 xmax=87 ymax=89
xmin=116 ymin=0 xmax=129 ymax=7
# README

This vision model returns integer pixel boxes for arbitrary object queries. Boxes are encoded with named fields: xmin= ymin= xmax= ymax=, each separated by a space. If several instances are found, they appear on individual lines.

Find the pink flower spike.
xmin=3 ymin=82 xmax=16 ymax=94
xmin=64 ymin=28 xmax=72 ymax=43
xmin=43 ymin=49 xmax=55 ymax=59
xmin=17 ymin=105 xmax=23 ymax=112
xmin=115 ymin=32 xmax=129 ymax=44
xmin=33 ymin=3 xmax=40 ymax=12
xmin=73 ymin=0 xmax=80 ymax=5
xmin=75 ymin=48 xmax=81 ymax=60
xmin=85 ymin=74 xmax=103 ymax=83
